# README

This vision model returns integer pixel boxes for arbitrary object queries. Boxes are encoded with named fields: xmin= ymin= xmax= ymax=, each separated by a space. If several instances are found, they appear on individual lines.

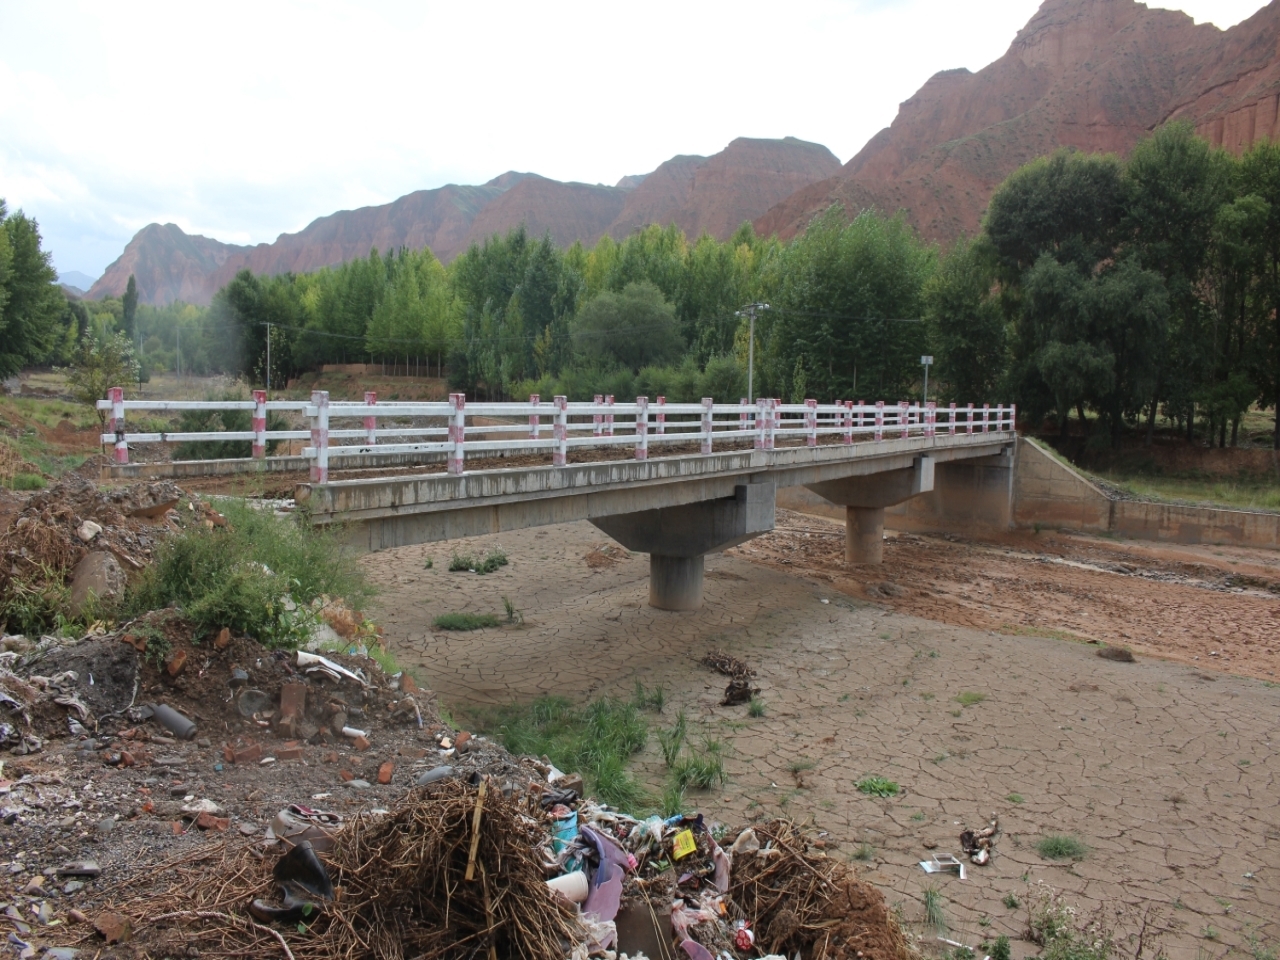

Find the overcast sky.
xmin=0 ymin=0 xmax=1267 ymax=281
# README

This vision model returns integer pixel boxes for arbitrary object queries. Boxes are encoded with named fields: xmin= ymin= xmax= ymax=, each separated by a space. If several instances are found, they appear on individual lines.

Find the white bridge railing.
xmin=98 ymin=387 xmax=1016 ymax=482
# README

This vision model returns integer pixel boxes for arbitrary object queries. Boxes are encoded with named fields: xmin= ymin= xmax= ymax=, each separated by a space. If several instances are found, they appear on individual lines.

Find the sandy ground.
xmin=363 ymin=514 xmax=1280 ymax=958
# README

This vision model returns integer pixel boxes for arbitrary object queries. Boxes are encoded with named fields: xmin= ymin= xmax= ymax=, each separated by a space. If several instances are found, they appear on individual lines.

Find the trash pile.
xmin=52 ymin=772 xmax=914 ymax=960
xmin=700 ymin=650 xmax=759 ymax=707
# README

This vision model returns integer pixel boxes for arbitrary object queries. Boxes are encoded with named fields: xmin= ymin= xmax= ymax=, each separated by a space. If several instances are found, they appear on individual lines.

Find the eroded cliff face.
xmin=92 ymin=138 xmax=839 ymax=305
xmin=755 ymin=0 xmax=1280 ymax=246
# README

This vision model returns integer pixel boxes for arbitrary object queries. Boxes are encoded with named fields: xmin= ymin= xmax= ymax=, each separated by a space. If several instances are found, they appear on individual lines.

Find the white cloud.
xmin=0 ymin=0 xmax=1266 ymax=278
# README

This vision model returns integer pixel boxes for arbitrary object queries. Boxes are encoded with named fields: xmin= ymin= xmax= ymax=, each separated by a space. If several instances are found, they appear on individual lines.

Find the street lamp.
xmin=735 ymin=303 xmax=770 ymax=404
xmin=921 ymin=355 xmax=933 ymax=406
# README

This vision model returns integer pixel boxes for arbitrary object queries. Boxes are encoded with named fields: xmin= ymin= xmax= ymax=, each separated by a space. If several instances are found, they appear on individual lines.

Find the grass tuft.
xmin=955 ymin=691 xmax=987 ymax=707
xmin=434 ymin=612 xmax=501 ymax=631
xmin=1037 ymin=834 xmax=1087 ymax=860
xmin=922 ymin=884 xmax=948 ymax=934
xmin=8 ymin=472 xmax=46 ymax=491
xmin=748 ymin=696 xmax=766 ymax=718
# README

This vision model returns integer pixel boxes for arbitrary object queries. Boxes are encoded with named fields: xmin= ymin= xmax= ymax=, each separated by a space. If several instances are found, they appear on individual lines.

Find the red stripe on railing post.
xmin=447 ymin=393 xmax=466 ymax=476
xmin=593 ymin=394 xmax=603 ymax=437
xmin=701 ymin=397 xmax=714 ymax=454
xmin=529 ymin=394 xmax=541 ymax=440
xmin=656 ymin=396 xmax=666 ymax=436
xmin=309 ymin=390 xmax=329 ymax=483
xmin=109 ymin=386 xmax=128 ymax=464
xmin=996 ymin=403 xmax=1003 ymax=432
xmin=553 ymin=395 xmax=568 ymax=467
xmin=635 ymin=396 xmax=649 ymax=460
xmin=805 ymin=398 xmax=818 ymax=447
xmin=605 ymin=395 xmax=615 ymax=436
xmin=252 ymin=389 xmax=267 ymax=458
xmin=875 ymin=401 xmax=884 ymax=442
xmin=900 ymin=400 xmax=910 ymax=439
xmin=363 ymin=391 xmax=377 ymax=446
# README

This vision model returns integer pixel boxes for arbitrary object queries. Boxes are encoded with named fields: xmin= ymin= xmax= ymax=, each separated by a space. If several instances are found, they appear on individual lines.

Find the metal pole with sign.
xmin=921 ymin=355 xmax=933 ymax=407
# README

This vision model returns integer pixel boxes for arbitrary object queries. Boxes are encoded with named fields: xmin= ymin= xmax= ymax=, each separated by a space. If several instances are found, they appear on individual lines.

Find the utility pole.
xmin=735 ymin=303 xmax=770 ymax=404
xmin=921 ymin=355 xmax=933 ymax=406
xmin=266 ymin=322 xmax=271 ymax=399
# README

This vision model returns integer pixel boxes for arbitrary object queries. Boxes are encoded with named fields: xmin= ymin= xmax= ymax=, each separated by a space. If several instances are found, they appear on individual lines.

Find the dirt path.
xmin=364 ymin=516 xmax=1280 ymax=957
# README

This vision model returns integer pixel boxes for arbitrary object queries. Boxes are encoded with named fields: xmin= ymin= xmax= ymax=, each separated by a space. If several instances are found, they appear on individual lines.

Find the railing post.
xmin=656 ymin=395 xmax=666 ymax=436
xmin=605 ymin=395 xmax=615 ymax=436
xmin=701 ymin=397 xmax=714 ymax=454
xmin=754 ymin=398 xmax=766 ymax=449
xmin=805 ymin=398 xmax=817 ymax=447
xmin=740 ymin=397 xmax=750 ymax=434
xmin=950 ymin=402 xmax=957 ymax=436
xmin=764 ymin=399 xmax=777 ymax=450
xmin=309 ymin=389 xmax=329 ymax=483
xmin=593 ymin=394 xmax=603 ymax=438
xmin=900 ymin=400 xmax=910 ymax=439
xmin=447 ymin=392 xmax=466 ymax=476
xmin=363 ymin=391 xmax=377 ymax=447
xmin=1010 ymin=403 xmax=1017 ymax=433
xmin=529 ymin=393 xmax=541 ymax=440
xmin=843 ymin=400 xmax=854 ymax=444
xmin=251 ymin=389 xmax=267 ymax=458
xmin=108 ymin=386 xmax=128 ymax=464
xmin=983 ymin=403 xmax=990 ymax=433
xmin=553 ymin=395 xmax=568 ymax=467
xmin=875 ymin=400 xmax=884 ymax=442
xmin=635 ymin=396 xmax=649 ymax=460
xmin=927 ymin=401 xmax=937 ymax=438
xmin=996 ymin=403 xmax=1003 ymax=433
xmin=967 ymin=403 xmax=975 ymax=434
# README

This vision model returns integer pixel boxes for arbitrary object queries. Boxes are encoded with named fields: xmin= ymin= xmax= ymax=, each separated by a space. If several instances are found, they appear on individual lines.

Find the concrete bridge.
xmin=101 ymin=390 xmax=1016 ymax=610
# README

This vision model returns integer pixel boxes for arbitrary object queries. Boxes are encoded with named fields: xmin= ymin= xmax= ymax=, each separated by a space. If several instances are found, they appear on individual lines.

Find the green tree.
xmin=571 ymin=280 xmax=684 ymax=372
xmin=1240 ymin=140 xmax=1280 ymax=447
xmin=122 ymin=274 xmax=138 ymax=339
xmin=63 ymin=330 xmax=140 ymax=432
xmin=0 ymin=201 xmax=65 ymax=377
xmin=923 ymin=238 xmax=1005 ymax=402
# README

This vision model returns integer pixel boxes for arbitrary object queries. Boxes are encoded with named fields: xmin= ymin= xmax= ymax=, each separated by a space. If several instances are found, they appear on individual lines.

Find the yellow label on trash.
xmin=671 ymin=829 xmax=696 ymax=860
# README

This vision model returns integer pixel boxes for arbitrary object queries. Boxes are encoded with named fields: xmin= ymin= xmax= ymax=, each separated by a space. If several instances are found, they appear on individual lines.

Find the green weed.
xmin=857 ymin=776 xmax=900 ymax=798
xmin=449 ymin=549 xmax=509 ymax=574
xmin=748 ymin=696 xmax=766 ymax=717
xmin=1037 ymin=834 xmax=1087 ymax=860
xmin=8 ymin=473 xmax=45 ymax=491
xmin=631 ymin=681 xmax=665 ymax=712
xmin=502 ymin=596 xmax=523 ymax=625
xmin=922 ymin=884 xmax=948 ymax=934
xmin=672 ymin=739 xmax=727 ymax=791
xmin=852 ymin=842 xmax=875 ymax=862
xmin=434 ymin=612 xmax=501 ymax=631
xmin=955 ymin=691 xmax=987 ymax=707
xmin=657 ymin=710 xmax=688 ymax=767
xmin=1007 ymin=793 xmax=1024 ymax=803
xmin=1003 ymin=893 xmax=1020 ymax=909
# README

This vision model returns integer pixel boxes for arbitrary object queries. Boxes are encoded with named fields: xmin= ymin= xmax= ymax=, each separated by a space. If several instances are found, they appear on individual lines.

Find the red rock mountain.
xmin=755 ymin=0 xmax=1280 ymax=244
xmin=90 ymin=138 xmax=839 ymax=305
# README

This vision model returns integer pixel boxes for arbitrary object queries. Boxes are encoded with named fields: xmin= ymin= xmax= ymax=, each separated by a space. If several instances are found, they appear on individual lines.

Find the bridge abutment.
xmin=591 ymin=479 xmax=776 ymax=610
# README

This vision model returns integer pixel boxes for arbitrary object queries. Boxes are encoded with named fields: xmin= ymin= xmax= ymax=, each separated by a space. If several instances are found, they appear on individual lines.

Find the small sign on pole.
xmin=921 ymin=356 xmax=934 ymax=407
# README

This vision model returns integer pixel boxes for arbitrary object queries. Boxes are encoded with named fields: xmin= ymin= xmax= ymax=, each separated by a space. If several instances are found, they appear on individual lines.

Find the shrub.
xmin=9 ymin=473 xmax=46 ymax=491
xmin=126 ymin=500 xmax=370 ymax=645
xmin=955 ymin=691 xmax=987 ymax=707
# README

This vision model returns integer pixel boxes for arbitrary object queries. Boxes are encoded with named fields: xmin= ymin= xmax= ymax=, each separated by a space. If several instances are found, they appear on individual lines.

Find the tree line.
xmin=6 ymin=121 xmax=1280 ymax=448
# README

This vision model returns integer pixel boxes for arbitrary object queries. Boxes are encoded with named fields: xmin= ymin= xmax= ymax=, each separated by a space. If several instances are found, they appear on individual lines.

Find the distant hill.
xmin=89 ymin=138 xmax=841 ymax=306
xmin=754 ymin=0 xmax=1280 ymax=244
xmin=57 ymin=270 xmax=98 ymax=295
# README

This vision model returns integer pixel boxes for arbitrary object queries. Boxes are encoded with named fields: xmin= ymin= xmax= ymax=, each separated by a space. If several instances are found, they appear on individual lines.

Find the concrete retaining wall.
xmin=1012 ymin=438 xmax=1111 ymax=532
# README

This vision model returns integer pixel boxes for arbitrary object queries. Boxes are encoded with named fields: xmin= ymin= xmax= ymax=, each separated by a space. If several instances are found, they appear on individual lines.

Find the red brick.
xmin=323 ymin=751 xmax=339 ymax=764
xmin=232 ymin=742 xmax=262 ymax=764
xmin=338 ymin=769 xmax=354 ymax=782
xmin=119 ymin=751 xmax=135 ymax=768
xmin=400 ymin=672 xmax=419 ymax=695
xmin=277 ymin=746 xmax=304 ymax=761
xmin=279 ymin=682 xmax=307 ymax=720
xmin=171 ymin=821 xmax=185 ymax=836
xmin=165 ymin=648 xmax=187 ymax=677
xmin=214 ymin=627 xmax=231 ymax=649
xmin=352 ymin=735 xmax=371 ymax=752
xmin=195 ymin=811 xmax=229 ymax=831
xmin=94 ymin=912 xmax=134 ymax=944
xmin=222 ymin=745 xmax=235 ymax=763
xmin=376 ymin=761 xmax=394 ymax=785
xmin=454 ymin=731 xmax=471 ymax=751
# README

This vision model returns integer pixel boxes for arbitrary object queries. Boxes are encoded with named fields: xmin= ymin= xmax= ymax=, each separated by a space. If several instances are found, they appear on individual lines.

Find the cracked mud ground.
xmin=365 ymin=512 xmax=1280 ymax=958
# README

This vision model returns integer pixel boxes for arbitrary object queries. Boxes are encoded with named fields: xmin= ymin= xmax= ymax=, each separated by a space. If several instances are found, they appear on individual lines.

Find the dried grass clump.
xmin=729 ymin=820 xmax=914 ymax=960
xmin=63 ymin=780 xmax=582 ymax=960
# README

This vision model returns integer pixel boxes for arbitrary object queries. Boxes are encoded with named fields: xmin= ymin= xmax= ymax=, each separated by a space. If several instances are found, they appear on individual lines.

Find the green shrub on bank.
xmin=126 ymin=499 xmax=371 ymax=644
xmin=173 ymin=393 xmax=288 ymax=460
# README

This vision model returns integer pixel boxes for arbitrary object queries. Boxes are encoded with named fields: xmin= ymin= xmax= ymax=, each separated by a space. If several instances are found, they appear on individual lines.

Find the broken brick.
xmin=94 ymin=912 xmax=134 ymax=944
xmin=323 ymin=751 xmax=339 ymax=764
xmin=119 ymin=751 xmax=135 ymax=768
xmin=399 ymin=672 xmax=419 ymax=695
xmin=165 ymin=648 xmax=187 ymax=677
xmin=454 ymin=731 xmax=472 ymax=751
xmin=214 ymin=627 xmax=232 ymax=650
xmin=279 ymin=682 xmax=307 ymax=720
xmin=194 ymin=811 xmax=230 ymax=831
xmin=277 ymin=745 xmax=304 ymax=761
xmin=377 ymin=761 xmax=394 ymax=785
xmin=352 ymin=735 xmax=371 ymax=752
xmin=338 ymin=769 xmax=354 ymax=782
xmin=222 ymin=744 xmax=235 ymax=763
xmin=232 ymin=742 xmax=262 ymax=764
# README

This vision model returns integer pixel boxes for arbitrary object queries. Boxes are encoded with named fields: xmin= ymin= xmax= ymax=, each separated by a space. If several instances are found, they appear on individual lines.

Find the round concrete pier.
xmin=846 ymin=506 xmax=885 ymax=565
xmin=649 ymin=554 xmax=705 ymax=610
